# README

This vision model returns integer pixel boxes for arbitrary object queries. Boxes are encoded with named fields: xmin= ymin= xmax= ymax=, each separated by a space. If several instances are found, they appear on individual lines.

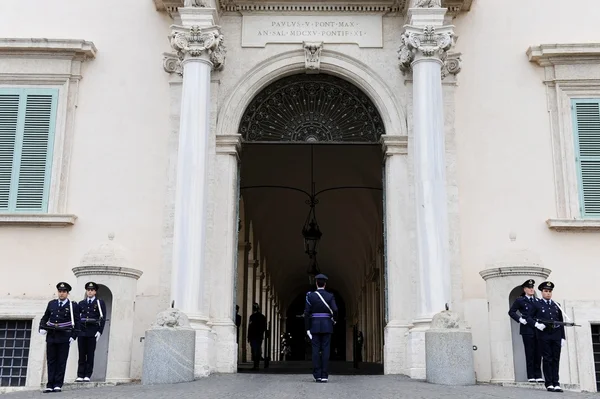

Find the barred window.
xmin=0 ymin=320 xmax=32 ymax=387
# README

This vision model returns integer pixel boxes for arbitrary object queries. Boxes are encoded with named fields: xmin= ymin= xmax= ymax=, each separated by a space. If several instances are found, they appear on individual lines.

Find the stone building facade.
xmin=0 ymin=0 xmax=599 ymax=393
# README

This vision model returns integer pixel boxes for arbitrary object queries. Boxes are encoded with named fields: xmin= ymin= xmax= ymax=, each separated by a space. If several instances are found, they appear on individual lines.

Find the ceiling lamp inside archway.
xmin=239 ymin=74 xmax=385 ymax=143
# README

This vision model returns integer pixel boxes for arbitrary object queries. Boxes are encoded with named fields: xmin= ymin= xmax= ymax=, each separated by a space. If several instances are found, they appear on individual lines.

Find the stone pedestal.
xmin=425 ymin=310 xmax=475 ymax=385
xmin=142 ymin=310 xmax=195 ymax=385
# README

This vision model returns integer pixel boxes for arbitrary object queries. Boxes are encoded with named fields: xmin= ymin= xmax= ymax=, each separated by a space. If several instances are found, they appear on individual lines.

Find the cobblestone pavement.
xmin=4 ymin=374 xmax=599 ymax=399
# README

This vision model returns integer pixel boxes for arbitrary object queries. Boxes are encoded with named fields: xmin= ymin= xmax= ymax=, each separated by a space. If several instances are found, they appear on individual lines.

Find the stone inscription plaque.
xmin=242 ymin=15 xmax=383 ymax=48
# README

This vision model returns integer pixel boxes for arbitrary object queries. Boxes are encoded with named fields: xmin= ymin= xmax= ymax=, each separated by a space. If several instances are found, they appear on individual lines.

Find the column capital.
xmin=397 ymin=8 xmax=454 ymax=75
xmin=169 ymin=25 xmax=226 ymax=71
xmin=215 ymin=134 xmax=242 ymax=158
xmin=380 ymin=135 xmax=408 ymax=156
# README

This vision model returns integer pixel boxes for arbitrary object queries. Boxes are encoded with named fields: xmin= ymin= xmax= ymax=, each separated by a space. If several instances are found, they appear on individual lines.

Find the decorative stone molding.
xmin=72 ymin=265 xmax=143 ymax=280
xmin=527 ymin=43 xmax=600 ymax=66
xmin=303 ymin=41 xmax=323 ymax=74
xmin=380 ymin=135 xmax=408 ymax=155
xmin=163 ymin=52 xmax=183 ymax=75
xmin=220 ymin=2 xmax=407 ymax=13
xmin=0 ymin=214 xmax=77 ymax=227
xmin=546 ymin=218 xmax=600 ymax=231
xmin=479 ymin=266 xmax=552 ymax=281
xmin=169 ymin=25 xmax=226 ymax=70
xmin=215 ymin=134 xmax=242 ymax=157
xmin=415 ymin=0 xmax=441 ymax=7
xmin=0 ymin=38 xmax=96 ymax=60
xmin=441 ymin=52 xmax=461 ymax=78
xmin=184 ymin=0 xmax=207 ymax=6
xmin=398 ymin=25 xmax=453 ymax=74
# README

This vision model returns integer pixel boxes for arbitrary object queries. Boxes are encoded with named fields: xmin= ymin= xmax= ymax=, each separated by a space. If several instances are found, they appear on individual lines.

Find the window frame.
xmin=528 ymin=43 xmax=600 ymax=230
xmin=0 ymin=38 xmax=96 ymax=226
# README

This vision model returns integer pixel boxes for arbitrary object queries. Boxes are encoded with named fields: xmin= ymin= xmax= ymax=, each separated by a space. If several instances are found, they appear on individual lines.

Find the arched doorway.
xmin=92 ymin=284 xmax=112 ymax=382
xmin=236 ymin=73 xmax=386 ymax=373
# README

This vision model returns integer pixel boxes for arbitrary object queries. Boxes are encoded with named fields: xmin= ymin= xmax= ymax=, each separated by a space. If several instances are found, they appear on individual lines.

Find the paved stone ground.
xmin=4 ymin=374 xmax=599 ymax=399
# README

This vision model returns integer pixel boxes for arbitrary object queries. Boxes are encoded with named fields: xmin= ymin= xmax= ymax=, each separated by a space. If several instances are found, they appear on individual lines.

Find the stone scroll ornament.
xmin=415 ymin=0 xmax=442 ymax=7
xmin=398 ymin=25 xmax=453 ymax=74
xmin=170 ymin=26 xmax=226 ymax=71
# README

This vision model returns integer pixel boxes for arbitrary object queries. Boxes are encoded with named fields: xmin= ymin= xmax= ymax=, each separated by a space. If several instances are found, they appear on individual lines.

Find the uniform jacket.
xmin=78 ymin=298 xmax=107 ymax=337
xmin=304 ymin=288 xmax=338 ymax=334
xmin=508 ymin=295 xmax=539 ymax=336
xmin=248 ymin=312 xmax=267 ymax=341
xmin=39 ymin=299 xmax=81 ymax=343
xmin=526 ymin=299 xmax=566 ymax=341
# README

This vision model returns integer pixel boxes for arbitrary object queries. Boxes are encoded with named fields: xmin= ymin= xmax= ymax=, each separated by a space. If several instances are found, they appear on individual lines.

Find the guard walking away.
xmin=76 ymin=281 xmax=106 ymax=382
xmin=39 ymin=282 xmax=81 ymax=393
xmin=527 ymin=281 xmax=566 ymax=393
xmin=508 ymin=279 xmax=543 ymax=382
xmin=304 ymin=273 xmax=338 ymax=383
xmin=248 ymin=302 xmax=267 ymax=370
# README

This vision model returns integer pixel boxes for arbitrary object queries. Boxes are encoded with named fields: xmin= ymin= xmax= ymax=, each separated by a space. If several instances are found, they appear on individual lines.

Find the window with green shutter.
xmin=572 ymin=99 xmax=600 ymax=218
xmin=0 ymin=88 xmax=58 ymax=213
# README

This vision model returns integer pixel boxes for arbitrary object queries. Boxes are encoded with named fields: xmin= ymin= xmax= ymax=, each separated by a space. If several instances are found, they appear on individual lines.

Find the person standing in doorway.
xmin=304 ymin=273 xmax=338 ymax=383
xmin=76 ymin=281 xmax=107 ymax=382
xmin=527 ymin=281 xmax=566 ymax=393
xmin=508 ymin=279 xmax=543 ymax=383
xmin=39 ymin=282 xmax=81 ymax=393
xmin=236 ymin=305 xmax=242 ymax=344
xmin=248 ymin=302 xmax=266 ymax=370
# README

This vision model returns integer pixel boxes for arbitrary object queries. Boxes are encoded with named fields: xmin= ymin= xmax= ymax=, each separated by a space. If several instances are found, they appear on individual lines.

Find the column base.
xmin=405 ymin=318 xmax=432 ymax=379
xmin=383 ymin=321 xmax=411 ymax=375
xmin=189 ymin=315 xmax=216 ymax=378
xmin=210 ymin=320 xmax=238 ymax=373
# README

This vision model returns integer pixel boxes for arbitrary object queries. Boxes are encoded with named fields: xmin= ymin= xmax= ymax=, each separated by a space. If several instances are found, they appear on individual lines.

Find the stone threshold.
xmin=489 ymin=381 xmax=581 ymax=392
xmin=38 ymin=381 xmax=122 ymax=391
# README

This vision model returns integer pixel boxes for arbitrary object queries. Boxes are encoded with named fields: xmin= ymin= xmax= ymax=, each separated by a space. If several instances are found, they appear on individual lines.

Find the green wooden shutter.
xmin=572 ymin=99 xmax=600 ymax=217
xmin=0 ymin=88 xmax=58 ymax=212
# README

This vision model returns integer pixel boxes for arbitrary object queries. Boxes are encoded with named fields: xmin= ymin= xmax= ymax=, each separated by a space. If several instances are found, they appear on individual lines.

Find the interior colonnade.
xmin=236 ymin=209 xmax=285 ymax=364
xmin=352 ymin=245 xmax=386 ymax=364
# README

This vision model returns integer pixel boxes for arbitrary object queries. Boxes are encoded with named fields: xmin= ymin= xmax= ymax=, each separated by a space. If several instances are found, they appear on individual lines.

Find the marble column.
xmin=399 ymin=6 xmax=454 ymax=322
xmin=168 ymin=19 xmax=226 ymax=377
xmin=211 ymin=134 xmax=242 ymax=372
xmin=381 ymin=135 xmax=412 ymax=375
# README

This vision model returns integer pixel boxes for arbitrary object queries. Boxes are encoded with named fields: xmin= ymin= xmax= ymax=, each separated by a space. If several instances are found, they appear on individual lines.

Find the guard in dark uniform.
xmin=39 ymin=282 xmax=81 ymax=393
xmin=248 ymin=303 xmax=267 ymax=370
xmin=527 ymin=281 xmax=566 ymax=392
xmin=76 ymin=281 xmax=106 ymax=382
xmin=304 ymin=273 xmax=338 ymax=383
xmin=508 ymin=278 xmax=543 ymax=382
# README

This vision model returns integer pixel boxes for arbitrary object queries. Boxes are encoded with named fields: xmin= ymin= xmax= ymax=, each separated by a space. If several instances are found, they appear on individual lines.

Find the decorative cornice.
xmin=215 ymin=134 xmax=242 ymax=157
xmin=220 ymin=1 xmax=408 ymax=14
xmin=154 ymin=0 xmax=471 ymax=16
xmin=380 ymin=135 xmax=408 ymax=155
xmin=72 ymin=265 xmax=144 ymax=280
xmin=0 ymin=38 xmax=97 ymax=60
xmin=398 ymin=25 xmax=453 ymax=74
xmin=303 ymin=41 xmax=323 ymax=74
xmin=479 ymin=266 xmax=552 ymax=281
xmin=527 ymin=43 xmax=600 ymax=67
xmin=169 ymin=25 xmax=226 ymax=70
xmin=546 ymin=218 xmax=600 ymax=231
